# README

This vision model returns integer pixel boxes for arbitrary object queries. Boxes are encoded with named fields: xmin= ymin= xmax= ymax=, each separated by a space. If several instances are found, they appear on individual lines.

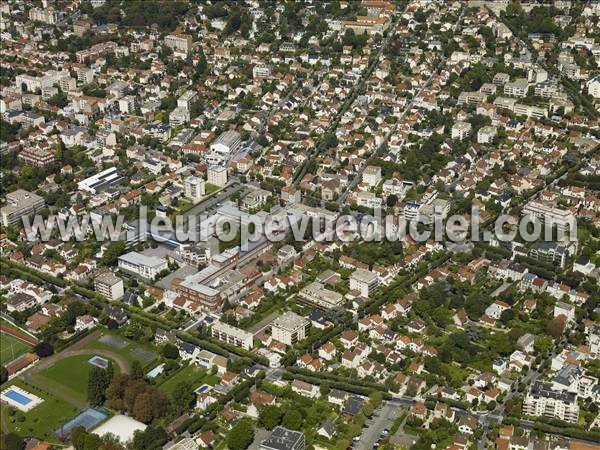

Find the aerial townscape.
xmin=1 ymin=1 xmax=600 ymax=450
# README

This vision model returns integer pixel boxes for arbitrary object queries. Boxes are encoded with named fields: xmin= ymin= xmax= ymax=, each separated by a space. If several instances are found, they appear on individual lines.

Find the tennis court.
xmin=54 ymin=408 xmax=108 ymax=440
xmin=0 ymin=332 xmax=32 ymax=365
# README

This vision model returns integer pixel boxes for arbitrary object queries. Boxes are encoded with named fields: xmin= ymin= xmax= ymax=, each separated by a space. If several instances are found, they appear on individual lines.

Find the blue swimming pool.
xmin=194 ymin=384 xmax=210 ymax=394
xmin=5 ymin=390 xmax=32 ymax=405
xmin=146 ymin=364 xmax=164 ymax=379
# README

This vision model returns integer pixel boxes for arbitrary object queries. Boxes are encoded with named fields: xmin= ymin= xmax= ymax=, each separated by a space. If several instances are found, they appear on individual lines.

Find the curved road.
xmin=20 ymin=331 xmax=130 ymax=410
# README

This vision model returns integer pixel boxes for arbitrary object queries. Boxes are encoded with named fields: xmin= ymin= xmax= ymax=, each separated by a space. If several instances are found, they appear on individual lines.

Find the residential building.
xmin=184 ymin=176 xmax=206 ymax=201
xmin=298 ymin=282 xmax=344 ymax=310
xmin=207 ymin=165 xmax=228 ymax=187
xmin=271 ymin=311 xmax=309 ymax=346
xmin=349 ymin=269 xmax=379 ymax=298
xmin=94 ymin=271 xmax=124 ymax=300
xmin=211 ymin=321 xmax=254 ymax=350
xmin=522 ymin=381 xmax=579 ymax=423
xmin=1 ymin=190 xmax=45 ymax=227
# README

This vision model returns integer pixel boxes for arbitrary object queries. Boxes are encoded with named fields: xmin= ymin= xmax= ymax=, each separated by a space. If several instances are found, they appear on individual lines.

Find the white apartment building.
xmin=118 ymin=96 xmax=135 ymax=114
xmin=349 ymin=269 xmax=379 ymax=298
xmin=362 ymin=165 xmax=382 ymax=187
xmin=177 ymin=90 xmax=197 ymax=110
xmin=522 ymin=201 xmax=576 ymax=234
xmin=94 ymin=271 xmax=124 ymax=301
xmin=164 ymin=33 xmax=192 ymax=54
xmin=253 ymin=64 xmax=272 ymax=79
xmin=184 ymin=175 xmax=206 ymax=201
xmin=207 ymin=165 xmax=228 ymax=187
xmin=211 ymin=321 xmax=254 ymax=350
xmin=587 ymin=76 xmax=600 ymax=98
xmin=522 ymin=381 xmax=579 ymax=423
xmin=504 ymin=78 xmax=529 ymax=97
xmin=271 ymin=311 xmax=309 ymax=346
xmin=298 ymin=282 xmax=344 ymax=310
xmin=0 ymin=189 xmax=45 ymax=227
xmin=29 ymin=7 xmax=60 ymax=24
xmin=117 ymin=252 xmax=168 ymax=279
xmin=451 ymin=121 xmax=472 ymax=140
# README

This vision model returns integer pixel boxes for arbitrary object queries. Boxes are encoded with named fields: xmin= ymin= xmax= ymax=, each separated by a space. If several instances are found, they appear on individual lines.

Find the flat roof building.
xmin=0 ymin=189 xmax=45 ymax=227
xmin=271 ymin=311 xmax=309 ymax=346
xmin=211 ymin=321 xmax=254 ymax=350
xmin=298 ymin=281 xmax=344 ymax=310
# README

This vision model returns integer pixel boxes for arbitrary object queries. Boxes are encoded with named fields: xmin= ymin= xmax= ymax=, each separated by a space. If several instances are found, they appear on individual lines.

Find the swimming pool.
xmin=146 ymin=364 xmax=164 ymax=379
xmin=194 ymin=384 xmax=212 ymax=395
xmin=88 ymin=356 xmax=109 ymax=369
xmin=1 ymin=386 xmax=43 ymax=412
xmin=5 ymin=389 xmax=32 ymax=405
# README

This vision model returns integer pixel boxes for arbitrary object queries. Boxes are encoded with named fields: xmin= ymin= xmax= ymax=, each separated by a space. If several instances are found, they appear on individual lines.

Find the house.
xmin=484 ymin=300 xmax=510 ymax=320
xmin=74 ymin=314 xmax=97 ymax=331
xmin=517 ymin=333 xmax=536 ymax=353
xmin=318 ymin=342 xmax=337 ymax=361
xmin=457 ymin=415 xmax=478 ymax=435
xmin=328 ymin=389 xmax=348 ymax=406
xmin=291 ymin=380 xmax=319 ymax=398
xmin=107 ymin=307 xmax=128 ymax=327
xmin=317 ymin=420 xmax=337 ymax=440
xmin=554 ymin=301 xmax=575 ymax=322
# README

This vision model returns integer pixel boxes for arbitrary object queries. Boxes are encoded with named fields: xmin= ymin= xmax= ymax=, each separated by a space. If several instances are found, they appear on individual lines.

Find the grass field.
xmin=158 ymin=364 xmax=219 ymax=396
xmin=1 ymin=379 xmax=79 ymax=442
xmin=30 ymin=355 xmax=119 ymax=404
xmin=0 ymin=332 xmax=32 ymax=365
xmin=82 ymin=332 xmax=157 ymax=368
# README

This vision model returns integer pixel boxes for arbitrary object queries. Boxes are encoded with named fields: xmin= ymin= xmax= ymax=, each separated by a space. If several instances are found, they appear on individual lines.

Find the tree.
xmin=386 ymin=194 xmax=398 ymax=207
xmin=133 ymin=392 xmax=154 ymax=423
xmin=226 ymin=418 xmax=254 ymax=450
xmin=258 ymin=405 xmax=282 ymax=430
xmin=87 ymin=363 xmax=114 ymax=406
xmin=1 ymin=366 xmax=7 ymax=384
xmin=282 ymin=409 xmax=303 ymax=430
xmin=162 ymin=343 xmax=179 ymax=359
xmin=34 ymin=342 xmax=54 ymax=358
xmin=547 ymin=317 xmax=566 ymax=339
xmin=171 ymin=380 xmax=195 ymax=413
xmin=0 ymin=432 xmax=25 ymax=450
xmin=131 ymin=360 xmax=144 ymax=380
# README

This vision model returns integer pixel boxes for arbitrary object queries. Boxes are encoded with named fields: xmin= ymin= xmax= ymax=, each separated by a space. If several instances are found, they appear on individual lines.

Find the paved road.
xmin=20 ymin=330 xmax=130 ymax=410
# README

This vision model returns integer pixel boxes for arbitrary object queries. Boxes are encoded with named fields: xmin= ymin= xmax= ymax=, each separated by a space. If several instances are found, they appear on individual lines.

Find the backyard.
xmin=158 ymin=364 xmax=220 ymax=396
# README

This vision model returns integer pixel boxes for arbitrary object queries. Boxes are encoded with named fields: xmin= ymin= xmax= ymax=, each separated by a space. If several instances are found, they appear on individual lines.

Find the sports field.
xmin=1 ymin=332 xmax=32 ymax=365
xmin=31 ymin=355 xmax=118 ymax=404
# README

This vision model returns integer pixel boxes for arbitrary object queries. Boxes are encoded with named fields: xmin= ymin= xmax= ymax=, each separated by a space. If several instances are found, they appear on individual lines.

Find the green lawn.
xmin=0 ymin=332 xmax=32 ymax=365
xmin=158 ymin=364 xmax=219 ymax=396
xmin=31 ymin=355 xmax=119 ymax=404
xmin=205 ymin=183 xmax=220 ymax=194
xmin=1 ymin=379 xmax=80 ymax=442
xmin=81 ymin=331 xmax=157 ymax=368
